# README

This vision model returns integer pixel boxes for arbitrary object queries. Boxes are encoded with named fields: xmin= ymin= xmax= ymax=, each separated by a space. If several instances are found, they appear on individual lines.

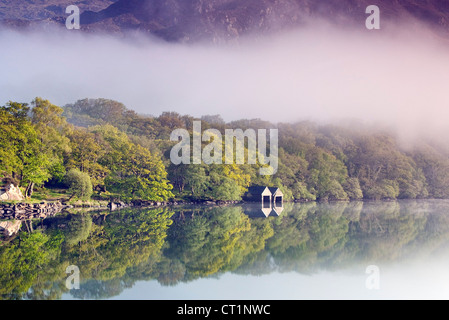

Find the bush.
xmin=65 ymin=168 xmax=93 ymax=200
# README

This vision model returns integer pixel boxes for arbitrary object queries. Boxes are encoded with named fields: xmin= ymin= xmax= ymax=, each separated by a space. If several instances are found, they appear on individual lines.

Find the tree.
xmin=411 ymin=145 xmax=449 ymax=198
xmin=67 ymin=129 xmax=109 ymax=190
xmin=343 ymin=177 xmax=363 ymax=200
xmin=63 ymin=98 xmax=133 ymax=126
xmin=291 ymin=181 xmax=316 ymax=201
xmin=93 ymin=125 xmax=174 ymax=201
xmin=65 ymin=168 xmax=93 ymax=200
xmin=18 ymin=97 xmax=72 ymax=196
xmin=31 ymin=97 xmax=71 ymax=163
xmin=0 ymin=102 xmax=32 ymax=181
xmin=184 ymin=165 xmax=210 ymax=198
xmin=348 ymin=135 xmax=427 ymax=200
xmin=158 ymin=112 xmax=185 ymax=129
xmin=209 ymin=176 xmax=242 ymax=201
xmin=0 ymin=101 xmax=53 ymax=196
xmin=307 ymin=148 xmax=349 ymax=201
xmin=201 ymin=115 xmax=225 ymax=126
xmin=22 ymin=153 xmax=52 ymax=198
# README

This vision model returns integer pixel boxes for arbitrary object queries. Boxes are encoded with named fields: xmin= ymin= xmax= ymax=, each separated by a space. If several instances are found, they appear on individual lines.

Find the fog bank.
xmin=1 ymin=22 xmax=449 ymax=140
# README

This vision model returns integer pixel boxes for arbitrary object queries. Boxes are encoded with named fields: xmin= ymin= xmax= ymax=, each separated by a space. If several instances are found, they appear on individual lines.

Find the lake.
xmin=2 ymin=199 xmax=449 ymax=300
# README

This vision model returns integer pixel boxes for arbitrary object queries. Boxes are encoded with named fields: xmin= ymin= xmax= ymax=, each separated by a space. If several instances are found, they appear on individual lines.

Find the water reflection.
xmin=242 ymin=202 xmax=283 ymax=218
xmin=1 ymin=200 xmax=449 ymax=299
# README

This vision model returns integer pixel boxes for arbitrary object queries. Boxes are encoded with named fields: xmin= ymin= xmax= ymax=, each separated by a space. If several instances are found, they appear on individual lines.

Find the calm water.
xmin=2 ymin=200 xmax=449 ymax=300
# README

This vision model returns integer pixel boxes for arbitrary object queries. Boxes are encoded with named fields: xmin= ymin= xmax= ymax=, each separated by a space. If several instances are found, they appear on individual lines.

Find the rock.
xmin=0 ymin=220 xmax=22 ymax=237
xmin=0 ymin=184 xmax=24 ymax=201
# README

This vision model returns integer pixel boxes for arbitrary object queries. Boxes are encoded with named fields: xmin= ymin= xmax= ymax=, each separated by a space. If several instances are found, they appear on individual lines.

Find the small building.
xmin=243 ymin=186 xmax=273 ymax=208
xmin=268 ymin=187 xmax=284 ymax=207
xmin=243 ymin=186 xmax=284 ymax=210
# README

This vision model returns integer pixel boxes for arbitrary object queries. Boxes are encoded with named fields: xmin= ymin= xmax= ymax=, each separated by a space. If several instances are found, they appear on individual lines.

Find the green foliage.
xmin=66 ymin=128 xmax=108 ymax=188
xmin=93 ymin=125 xmax=174 ymax=201
xmin=291 ymin=181 xmax=316 ymax=201
xmin=184 ymin=165 xmax=210 ymax=197
xmin=0 ymin=231 xmax=62 ymax=298
xmin=411 ymin=145 xmax=449 ymax=198
xmin=65 ymin=168 xmax=93 ymax=200
xmin=63 ymin=98 xmax=136 ymax=128
xmin=10 ymin=96 xmax=449 ymax=299
xmin=166 ymin=207 xmax=253 ymax=277
xmin=2 ymin=96 xmax=449 ymax=202
xmin=0 ymin=102 xmax=44 ymax=185
xmin=210 ymin=176 xmax=242 ymax=201
xmin=3 ymin=201 xmax=449 ymax=299
xmin=63 ymin=214 xmax=93 ymax=246
xmin=276 ymin=122 xmax=437 ymax=201
xmin=169 ymin=163 xmax=249 ymax=201
xmin=343 ymin=177 xmax=363 ymax=200
xmin=30 ymin=98 xmax=71 ymax=187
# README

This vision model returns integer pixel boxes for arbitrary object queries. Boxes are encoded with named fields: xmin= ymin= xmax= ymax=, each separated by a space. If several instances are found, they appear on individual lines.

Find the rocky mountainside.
xmin=1 ymin=0 xmax=449 ymax=42
xmin=0 ymin=0 xmax=116 ymax=20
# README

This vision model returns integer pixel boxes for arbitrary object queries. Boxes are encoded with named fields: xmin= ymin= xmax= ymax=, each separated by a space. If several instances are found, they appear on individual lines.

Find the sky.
xmin=1 ymin=21 xmax=449 ymax=140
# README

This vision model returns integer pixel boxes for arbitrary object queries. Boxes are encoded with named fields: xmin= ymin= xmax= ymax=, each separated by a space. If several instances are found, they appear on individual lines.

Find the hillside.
xmin=1 ymin=0 xmax=449 ymax=42
xmin=62 ymin=98 xmax=449 ymax=202
xmin=3 ymin=97 xmax=449 ymax=203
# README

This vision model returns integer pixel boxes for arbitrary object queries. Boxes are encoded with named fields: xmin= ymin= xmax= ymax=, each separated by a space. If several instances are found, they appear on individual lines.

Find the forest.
xmin=1 ymin=97 xmax=449 ymax=203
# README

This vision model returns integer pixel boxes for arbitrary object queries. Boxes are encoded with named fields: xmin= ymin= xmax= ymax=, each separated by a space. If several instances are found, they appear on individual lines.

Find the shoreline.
xmin=1 ymin=196 xmax=445 ymax=219
xmin=0 ymin=199 xmax=245 ymax=220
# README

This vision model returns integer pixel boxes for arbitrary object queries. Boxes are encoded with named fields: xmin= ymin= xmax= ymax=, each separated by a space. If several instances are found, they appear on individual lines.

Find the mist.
xmin=1 ymin=21 xmax=449 ymax=141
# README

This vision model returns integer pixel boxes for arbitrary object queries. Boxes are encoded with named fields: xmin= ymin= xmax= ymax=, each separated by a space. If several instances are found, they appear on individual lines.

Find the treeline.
xmin=0 ymin=98 xmax=173 ymax=202
xmin=2 ymin=97 xmax=449 ymax=202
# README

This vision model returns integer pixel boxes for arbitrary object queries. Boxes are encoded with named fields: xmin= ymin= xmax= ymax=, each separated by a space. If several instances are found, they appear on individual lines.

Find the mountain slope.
xmin=0 ymin=0 xmax=116 ymax=20
xmin=1 ymin=0 xmax=449 ymax=42
xmin=78 ymin=0 xmax=449 ymax=41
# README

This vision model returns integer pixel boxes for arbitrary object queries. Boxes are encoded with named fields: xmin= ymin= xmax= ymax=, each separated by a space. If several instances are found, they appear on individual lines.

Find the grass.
xmin=32 ymin=187 xmax=70 ymax=202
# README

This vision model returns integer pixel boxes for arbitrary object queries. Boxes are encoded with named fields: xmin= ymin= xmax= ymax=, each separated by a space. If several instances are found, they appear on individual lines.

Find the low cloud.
xmin=1 ymin=21 xmax=449 ymax=141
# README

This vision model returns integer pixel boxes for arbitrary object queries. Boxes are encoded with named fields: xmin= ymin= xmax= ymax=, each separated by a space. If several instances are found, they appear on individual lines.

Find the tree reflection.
xmin=2 ymin=200 xmax=449 ymax=299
